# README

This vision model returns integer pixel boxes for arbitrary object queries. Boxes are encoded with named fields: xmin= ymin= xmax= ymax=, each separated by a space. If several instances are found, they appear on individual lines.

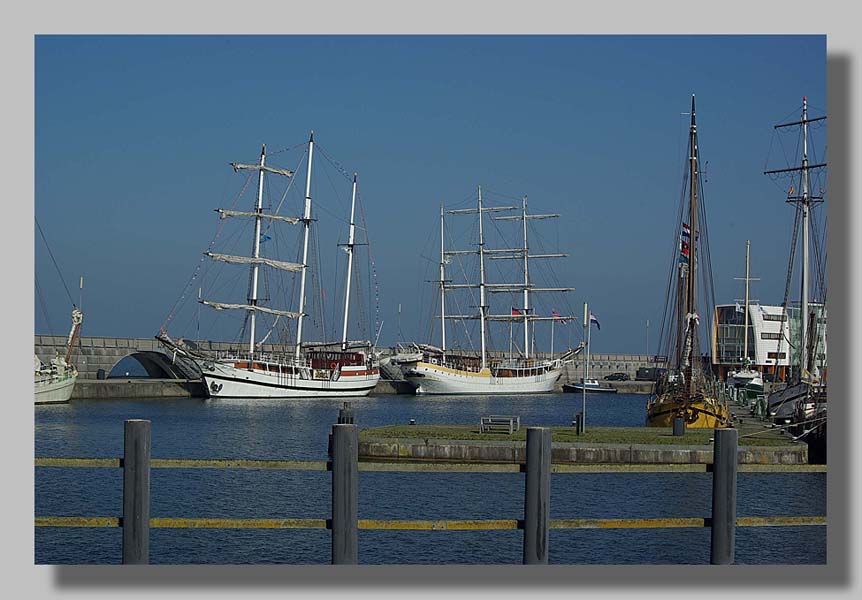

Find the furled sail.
xmin=230 ymin=163 xmax=294 ymax=177
xmin=199 ymin=300 xmax=302 ymax=319
xmin=205 ymin=252 xmax=304 ymax=272
xmin=216 ymin=209 xmax=300 ymax=224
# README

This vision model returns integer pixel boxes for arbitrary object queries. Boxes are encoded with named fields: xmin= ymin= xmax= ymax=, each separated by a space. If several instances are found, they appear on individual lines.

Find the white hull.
xmin=202 ymin=360 xmax=379 ymax=399
xmin=404 ymin=362 xmax=561 ymax=395
xmin=34 ymin=372 xmax=77 ymax=404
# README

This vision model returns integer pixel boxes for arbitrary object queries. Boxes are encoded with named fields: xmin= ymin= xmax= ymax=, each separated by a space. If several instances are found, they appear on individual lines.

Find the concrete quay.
xmin=35 ymin=335 xmax=661 ymax=386
xmin=71 ymin=379 xmax=205 ymax=400
xmin=357 ymin=437 xmax=808 ymax=465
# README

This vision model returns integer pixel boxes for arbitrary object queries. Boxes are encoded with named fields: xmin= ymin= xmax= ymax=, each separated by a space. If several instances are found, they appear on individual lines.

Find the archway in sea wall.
xmin=107 ymin=351 xmax=201 ymax=379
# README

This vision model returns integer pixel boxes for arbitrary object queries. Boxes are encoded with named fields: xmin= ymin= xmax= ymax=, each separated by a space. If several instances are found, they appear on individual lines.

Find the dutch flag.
xmin=589 ymin=312 xmax=601 ymax=330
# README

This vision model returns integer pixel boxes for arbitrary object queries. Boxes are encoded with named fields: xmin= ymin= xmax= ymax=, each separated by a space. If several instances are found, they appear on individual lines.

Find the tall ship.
xmin=762 ymin=97 xmax=827 ymax=444
xmin=158 ymin=133 xmax=379 ymax=398
xmin=402 ymin=187 xmax=576 ymax=395
xmin=646 ymin=95 xmax=729 ymax=428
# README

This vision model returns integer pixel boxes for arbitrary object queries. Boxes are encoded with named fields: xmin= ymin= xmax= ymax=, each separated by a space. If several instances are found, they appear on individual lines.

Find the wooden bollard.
xmin=710 ymin=427 xmax=738 ymax=565
xmin=523 ymin=427 xmax=551 ymax=564
xmin=122 ymin=419 xmax=151 ymax=564
xmin=331 ymin=423 xmax=358 ymax=564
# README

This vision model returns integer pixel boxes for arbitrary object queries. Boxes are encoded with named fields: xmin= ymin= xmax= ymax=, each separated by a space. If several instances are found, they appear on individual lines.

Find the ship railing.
xmin=35 ymin=419 xmax=825 ymax=565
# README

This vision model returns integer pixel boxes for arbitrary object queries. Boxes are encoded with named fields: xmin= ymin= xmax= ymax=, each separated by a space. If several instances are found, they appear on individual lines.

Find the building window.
xmin=767 ymin=352 xmax=787 ymax=359
xmin=760 ymin=333 xmax=782 ymax=340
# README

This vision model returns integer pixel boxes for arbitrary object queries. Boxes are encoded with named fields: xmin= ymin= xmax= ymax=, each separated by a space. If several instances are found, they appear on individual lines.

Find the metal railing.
xmin=35 ymin=417 xmax=825 ymax=565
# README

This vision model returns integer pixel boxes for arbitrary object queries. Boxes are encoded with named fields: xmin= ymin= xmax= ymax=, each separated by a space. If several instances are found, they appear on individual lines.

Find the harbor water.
xmin=35 ymin=393 xmax=826 ymax=564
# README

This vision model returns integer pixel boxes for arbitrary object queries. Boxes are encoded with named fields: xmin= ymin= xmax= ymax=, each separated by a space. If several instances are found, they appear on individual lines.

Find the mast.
xmin=248 ymin=144 xmax=267 ymax=355
xmin=744 ymin=240 xmax=750 ymax=363
xmin=521 ymin=196 xmax=530 ymax=358
xmin=341 ymin=172 xmax=358 ymax=351
xmin=685 ymin=94 xmax=699 ymax=396
xmin=800 ymin=97 xmax=810 ymax=375
xmin=440 ymin=203 xmax=447 ymax=357
xmin=295 ymin=131 xmax=315 ymax=359
xmin=478 ymin=185 xmax=487 ymax=370
xmin=764 ymin=96 xmax=827 ymax=380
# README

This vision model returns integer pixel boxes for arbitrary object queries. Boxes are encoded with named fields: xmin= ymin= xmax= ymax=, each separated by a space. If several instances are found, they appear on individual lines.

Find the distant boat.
xmin=645 ymin=95 xmax=729 ymax=428
xmin=158 ymin=134 xmax=379 ymax=398
xmin=402 ymin=189 xmax=576 ymax=395
xmin=563 ymin=379 xmax=617 ymax=394
xmin=35 ymin=308 xmax=82 ymax=405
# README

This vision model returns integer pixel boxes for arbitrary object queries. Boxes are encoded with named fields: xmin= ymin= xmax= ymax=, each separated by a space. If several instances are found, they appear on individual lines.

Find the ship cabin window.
xmin=308 ymin=351 xmax=363 ymax=368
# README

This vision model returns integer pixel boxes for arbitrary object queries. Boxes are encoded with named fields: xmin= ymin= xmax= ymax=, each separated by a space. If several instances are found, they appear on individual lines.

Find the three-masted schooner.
xmin=646 ymin=96 xmax=729 ymax=428
xmin=158 ymin=134 xmax=379 ymax=398
xmin=402 ymin=186 xmax=576 ymax=395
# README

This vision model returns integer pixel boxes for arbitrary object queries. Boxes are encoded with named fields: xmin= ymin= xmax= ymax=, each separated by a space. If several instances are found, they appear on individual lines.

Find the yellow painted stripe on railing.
xmin=551 ymin=518 xmax=706 ymax=529
xmin=737 ymin=464 xmax=827 ymax=473
xmin=552 ymin=464 xmax=708 ymax=473
xmin=359 ymin=463 xmax=520 ymax=473
xmin=150 ymin=518 xmax=327 ymax=529
xmin=737 ymin=516 xmax=826 ymax=527
xmin=150 ymin=459 xmax=328 ymax=470
xmin=358 ymin=519 xmax=519 ymax=530
xmin=35 ymin=516 xmax=119 ymax=527
xmin=35 ymin=458 xmax=120 ymax=468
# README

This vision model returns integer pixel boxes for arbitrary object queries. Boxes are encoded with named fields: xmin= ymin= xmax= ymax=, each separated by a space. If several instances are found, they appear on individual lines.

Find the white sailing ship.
xmin=403 ymin=187 xmax=576 ymax=395
xmin=158 ymin=134 xmax=379 ymax=398
xmin=35 ymin=308 xmax=82 ymax=404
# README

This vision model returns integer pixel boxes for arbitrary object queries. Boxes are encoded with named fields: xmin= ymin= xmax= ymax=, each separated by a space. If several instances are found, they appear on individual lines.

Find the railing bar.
xmin=34 ymin=458 xmax=825 ymax=474
xmin=34 ymin=516 xmax=826 ymax=529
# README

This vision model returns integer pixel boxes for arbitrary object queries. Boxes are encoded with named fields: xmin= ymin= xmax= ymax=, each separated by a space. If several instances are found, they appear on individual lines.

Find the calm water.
xmin=35 ymin=392 xmax=826 ymax=564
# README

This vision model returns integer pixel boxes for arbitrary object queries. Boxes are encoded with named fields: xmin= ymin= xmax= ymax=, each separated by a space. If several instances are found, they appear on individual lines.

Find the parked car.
xmin=603 ymin=372 xmax=630 ymax=381
xmin=635 ymin=367 xmax=668 ymax=381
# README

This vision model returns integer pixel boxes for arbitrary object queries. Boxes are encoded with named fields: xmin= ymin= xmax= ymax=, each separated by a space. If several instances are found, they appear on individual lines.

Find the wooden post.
xmin=122 ymin=419 xmax=151 ymax=564
xmin=331 ymin=423 xmax=358 ymax=564
xmin=710 ymin=427 xmax=738 ymax=565
xmin=523 ymin=427 xmax=551 ymax=564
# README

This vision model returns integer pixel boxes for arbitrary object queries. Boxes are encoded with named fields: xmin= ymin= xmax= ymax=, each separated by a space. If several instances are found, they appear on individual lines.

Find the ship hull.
xmin=202 ymin=361 xmax=379 ymax=399
xmin=404 ymin=361 xmax=561 ymax=395
xmin=34 ymin=372 xmax=77 ymax=405
xmin=645 ymin=394 xmax=729 ymax=428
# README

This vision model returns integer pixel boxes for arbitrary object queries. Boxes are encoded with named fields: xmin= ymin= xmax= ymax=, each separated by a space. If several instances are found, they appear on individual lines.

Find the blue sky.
xmin=34 ymin=35 xmax=826 ymax=354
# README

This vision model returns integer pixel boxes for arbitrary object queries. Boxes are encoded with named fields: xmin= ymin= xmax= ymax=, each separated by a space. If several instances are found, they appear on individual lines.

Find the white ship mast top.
xmin=439 ymin=203 xmax=447 ymax=358
xmin=478 ymin=186 xmax=488 ymax=369
xmin=341 ymin=173 xmax=358 ymax=351
xmin=198 ymin=144 xmax=298 ymax=354
xmin=295 ymin=131 xmax=315 ymax=359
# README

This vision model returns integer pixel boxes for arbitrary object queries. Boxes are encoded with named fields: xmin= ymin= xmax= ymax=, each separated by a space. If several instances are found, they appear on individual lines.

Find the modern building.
xmin=711 ymin=303 xmax=827 ymax=381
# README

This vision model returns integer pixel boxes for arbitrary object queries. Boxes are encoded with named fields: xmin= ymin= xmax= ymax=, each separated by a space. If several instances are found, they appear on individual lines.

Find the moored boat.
xmin=762 ymin=97 xmax=828 ymax=427
xmin=403 ymin=188 xmax=576 ymax=395
xmin=563 ymin=378 xmax=617 ymax=394
xmin=35 ymin=308 xmax=82 ymax=405
xmin=158 ymin=134 xmax=379 ymax=398
xmin=645 ymin=95 xmax=729 ymax=428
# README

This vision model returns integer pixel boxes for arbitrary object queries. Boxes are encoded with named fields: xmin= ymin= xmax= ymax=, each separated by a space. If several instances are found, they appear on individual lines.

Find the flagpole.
xmin=550 ymin=315 xmax=555 ymax=357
